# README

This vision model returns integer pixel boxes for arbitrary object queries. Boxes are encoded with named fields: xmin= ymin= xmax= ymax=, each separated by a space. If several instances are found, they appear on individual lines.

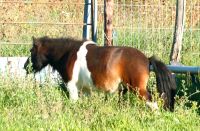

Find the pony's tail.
xmin=149 ymin=56 xmax=176 ymax=111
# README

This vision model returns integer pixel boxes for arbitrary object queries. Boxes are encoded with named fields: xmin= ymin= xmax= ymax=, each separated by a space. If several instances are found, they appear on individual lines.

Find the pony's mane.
xmin=35 ymin=36 xmax=88 ymax=64
xmin=38 ymin=36 xmax=84 ymax=47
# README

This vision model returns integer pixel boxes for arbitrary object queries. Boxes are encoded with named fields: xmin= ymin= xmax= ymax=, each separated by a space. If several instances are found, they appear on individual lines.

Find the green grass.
xmin=112 ymin=30 xmax=200 ymax=66
xmin=0 ymin=75 xmax=199 ymax=130
xmin=0 ymin=44 xmax=31 ymax=57
xmin=1 ymin=29 xmax=199 ymax=66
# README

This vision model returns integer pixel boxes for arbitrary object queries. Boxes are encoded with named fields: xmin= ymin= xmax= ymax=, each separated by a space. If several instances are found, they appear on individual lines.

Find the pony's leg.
xmin=118 ymin=83 xmax=128 ymax=103
xmin=138 ymin=86 xmax=158 ymax=110
xmin=80 ymin=86 xmax=92 ymax=97
xmin=133 ymin=75 xmax=159 ymax=110
xmin=65 ymin=81 xmax=79 ymax=101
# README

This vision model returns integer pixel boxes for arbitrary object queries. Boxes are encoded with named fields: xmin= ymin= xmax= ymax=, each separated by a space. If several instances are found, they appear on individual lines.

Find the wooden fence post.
xmin=104 ymin=0 xmax=113 ymax=46
xmin=170 ymin=0 xmax=186 ymax=65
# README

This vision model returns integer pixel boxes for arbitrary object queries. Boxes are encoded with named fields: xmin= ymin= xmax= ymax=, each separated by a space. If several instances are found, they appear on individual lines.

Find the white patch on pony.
xmin=146 ymin=101 xmax=159 ymax=111
xmin=66 ymin=41 xmax=95 ymax=101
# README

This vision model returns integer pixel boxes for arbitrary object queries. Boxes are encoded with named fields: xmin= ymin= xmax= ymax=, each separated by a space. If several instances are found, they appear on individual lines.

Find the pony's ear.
xmin=32 ymin=36 xmax=36 ymax=42
xmin=32 ymin=36 xmax=41 ymax=47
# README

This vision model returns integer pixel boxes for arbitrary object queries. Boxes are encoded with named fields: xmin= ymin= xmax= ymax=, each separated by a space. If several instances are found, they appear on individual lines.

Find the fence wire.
xmin=0 ymin=1 xmax=85 ymax=45
xmin=97 ymin=0 xmax=200 ymax=65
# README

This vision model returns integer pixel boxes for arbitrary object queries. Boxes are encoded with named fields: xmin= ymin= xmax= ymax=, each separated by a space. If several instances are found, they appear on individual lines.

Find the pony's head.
xmin=24 ymin=36 xmax=49 ymax=73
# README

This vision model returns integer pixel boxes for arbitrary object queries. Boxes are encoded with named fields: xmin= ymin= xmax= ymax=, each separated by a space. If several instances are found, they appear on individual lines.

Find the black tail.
xmin=149 ymin=56 xmax=176 ymax=111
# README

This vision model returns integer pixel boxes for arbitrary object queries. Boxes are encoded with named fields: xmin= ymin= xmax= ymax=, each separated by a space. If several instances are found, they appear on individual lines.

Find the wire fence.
xmin=0 ymin=0 xmax=200 ymax=65
xmin=97 ymin=0 xmax=200 ymax=65
xmin=0 ymin=0 xmax=85 ymax=45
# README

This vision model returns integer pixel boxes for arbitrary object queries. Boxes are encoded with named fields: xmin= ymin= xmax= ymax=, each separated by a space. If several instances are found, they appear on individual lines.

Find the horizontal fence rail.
xmin=150 ymin=65 xmax=200 ymax=74
xmin=167 ymin=65 xmax=200 ymax=74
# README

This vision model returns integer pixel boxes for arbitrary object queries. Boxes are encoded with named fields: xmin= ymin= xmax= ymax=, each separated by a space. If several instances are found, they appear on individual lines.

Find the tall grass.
xmin=0 ymin=44 xmax=30 ymax=57
xmin=1 ymin=29 xmax=199 ymax=66
xmin=0 ymin=75 xmax=199 ymax=130
xmin=98 ymin=29 xmax=200 ymax=66
xmin=1 ymin=35 xmax=199 ymax=130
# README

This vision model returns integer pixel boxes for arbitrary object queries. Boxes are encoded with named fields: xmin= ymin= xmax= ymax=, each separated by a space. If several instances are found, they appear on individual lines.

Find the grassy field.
xmin=0 ymin=0 xmax=200 ymax=130
xmin=0 ymin=33 xmax=199 ymax=130
xmin=0 ymin=30 xmax=200 ymax=130
xmin=0 ymin=75 xmax=199 ymax=130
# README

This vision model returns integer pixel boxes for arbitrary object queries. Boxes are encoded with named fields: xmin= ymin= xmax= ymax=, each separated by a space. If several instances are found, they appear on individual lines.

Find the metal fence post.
xmin=91 ymin=0 xmax=98 ymax=42
xmin=83 ymin=0 xmax=92 ymax=40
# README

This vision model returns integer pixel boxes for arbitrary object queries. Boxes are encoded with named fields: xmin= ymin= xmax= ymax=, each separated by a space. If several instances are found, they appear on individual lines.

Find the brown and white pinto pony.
xmin=24 ymin=36 xmax=176 ymax=111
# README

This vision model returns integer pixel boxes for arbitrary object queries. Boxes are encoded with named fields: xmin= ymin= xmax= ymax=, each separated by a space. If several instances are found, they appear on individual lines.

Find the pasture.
xmin=0 ymin=40 xmax=200 ymax=130
xmin=0 ymin=0 xmax=200 ymax=130
xmin=0 ymin=74 xmax=200 ymax=130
